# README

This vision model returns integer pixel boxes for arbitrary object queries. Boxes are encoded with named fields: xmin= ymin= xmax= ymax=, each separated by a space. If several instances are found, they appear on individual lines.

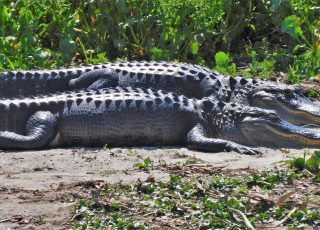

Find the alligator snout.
xmin=251 ymin=89 xmax=320 ymax=126
xmin=266 ymin=119 xmax=320 ymax=146
xmin=280 ymin=99 xmax=320 ymax=126
xmin=240 ymin=114 xmax=320 ymax=148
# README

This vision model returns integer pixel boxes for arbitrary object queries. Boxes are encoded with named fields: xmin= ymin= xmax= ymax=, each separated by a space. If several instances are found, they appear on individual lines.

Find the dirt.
xmin=0 ymin=146 xmax=318 ymax=230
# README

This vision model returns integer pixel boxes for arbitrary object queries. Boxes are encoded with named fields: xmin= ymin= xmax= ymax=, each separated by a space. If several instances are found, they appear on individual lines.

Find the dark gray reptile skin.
xmin=0 ymin=87 xmax=319 ymax=152
xmin=1 ymin=61 xmax=319 ymax=126
xmin=0 ymin=61 xmax=223 ymax=99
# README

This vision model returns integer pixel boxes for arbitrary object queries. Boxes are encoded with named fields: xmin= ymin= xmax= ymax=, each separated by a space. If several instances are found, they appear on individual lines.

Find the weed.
xmin=241 ymin=49 xmax=276 ymax=79
xmin=72 ymin=162 xmax=320 ymax=229
xmin=185 ymin=156 xmax=197 ymax=165
xmin=273 ymin=0 xmax=320 ymax=82
xmin=289 ymin=150 xmax=320 ymax=176
xmin=103 ymin=144 xmax=109 ymax=151
xmin=38 ymin=215 xmax=47 ymax=225
xmin=215 ymin=51 xmax=236 ymax=76
xmin=307 ymin=89 xmax=318 ymax=98
xmin=133 ymin=157 xmax=153 ymax=171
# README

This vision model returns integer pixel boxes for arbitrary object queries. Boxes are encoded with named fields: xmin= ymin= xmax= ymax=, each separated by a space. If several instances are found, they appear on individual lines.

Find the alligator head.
xmin=238 ymin=107 xmax=320 ymax=148
xmin=203 ymin=99 xmax=320 ymax=148
xmin=232 ymin=80 xmax=320 ymax=126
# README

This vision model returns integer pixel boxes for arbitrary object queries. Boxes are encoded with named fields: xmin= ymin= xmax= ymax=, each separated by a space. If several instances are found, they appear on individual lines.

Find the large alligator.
xmin=0 ymin=87 xmax=319 ymax=152
xmin=1 ymin=61 xmax=319 ymax=126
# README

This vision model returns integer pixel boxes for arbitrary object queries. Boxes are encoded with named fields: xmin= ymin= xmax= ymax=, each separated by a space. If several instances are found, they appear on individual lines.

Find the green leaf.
xmin=97 ymin=52 xmax=108 ymax=61
xmin=162 ymin=32 xmax=169 ymax=42
xmin=281 ymin=15 xmax=303 ymax=39
xmin=248 ymin=24 xmax=255 ymax=32
xmin=134 ymin=157 xmax=152 ymax=169
xmin=249 ymin=50 xmax=257 ymax=60
xmin=0 ymin=5 xmax=9 ymax=24
xmin=306 ymin=155 xmax=320 ymax=173
xmin=239 ymin=186 xmax=248 ymax=194
xmin=134 ymin=162 xmax=145 ymax=168
xmin=240 ymin=69 xmax=252 ymax=77
xmin=231 ymin=63 xmax=236 ymax=76
xmin=143 ymin=157 xmax=152 ymax=167
xmin=190 ymin=40 xmax=199 ymax=55
xmin=150 ymin=47 xmax=169 ymax=61
xmin=215 ymin=51 xmax=229 ymax=67
xmin=314 ymin=150 xmax=320 ymax=158
xmin=292 ymin=157 xmax=305 ymax=170
xmin=170 ymin=174 xmax=181 ymax=184
xmin=293 ymin=44 xmax=304 ymax=53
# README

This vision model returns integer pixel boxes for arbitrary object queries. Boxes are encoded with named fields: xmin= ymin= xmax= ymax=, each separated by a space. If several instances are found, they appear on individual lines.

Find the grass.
xmin=0 ymin=0 xmax=319 ymax=82
xmin=71 ymin=150 xmax=320 ymax=229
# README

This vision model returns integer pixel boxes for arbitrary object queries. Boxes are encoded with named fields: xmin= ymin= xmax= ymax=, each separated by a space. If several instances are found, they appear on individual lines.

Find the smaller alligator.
xmin=1 ymin=61 xmax=319 ymax=126
xmin=0 ymin=87 xmax=319 ymax=153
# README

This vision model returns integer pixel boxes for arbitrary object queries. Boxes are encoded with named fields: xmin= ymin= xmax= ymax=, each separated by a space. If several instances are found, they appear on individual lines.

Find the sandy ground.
xmin=0 ymin=146 xmax=317 ymax=230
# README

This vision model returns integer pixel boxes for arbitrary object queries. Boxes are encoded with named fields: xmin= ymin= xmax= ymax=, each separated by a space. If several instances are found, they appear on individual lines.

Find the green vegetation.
xmin=38 ymin=215 xmax=47 ymax=225
xmin=72 ymin=150 xmax=320 ymax=229
xmin=103 ymin=144 xmax=109 ymax=151
xmin=0 ymin=0 xmax=319 ymax=82
xmin=133 ymin=157 xmax=153 ymax=171
xmin=289 ymin=150 xmax=320 ymax=180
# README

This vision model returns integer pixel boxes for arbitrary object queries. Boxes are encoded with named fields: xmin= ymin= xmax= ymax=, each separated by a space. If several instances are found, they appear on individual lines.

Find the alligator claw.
xmin=232 ymin=145 xmax=261 ymax=155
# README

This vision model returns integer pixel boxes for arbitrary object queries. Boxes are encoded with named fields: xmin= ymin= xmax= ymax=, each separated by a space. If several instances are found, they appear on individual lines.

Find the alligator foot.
xmin=0 ymin=111 xmax=57 ymax=149
xmin=227 ymin=143 xmax=261 ymax=155
xmin=69 ymin=69 xmax=119 ymax=90
xmin=187 ymin=125 xmax=261 ymax=155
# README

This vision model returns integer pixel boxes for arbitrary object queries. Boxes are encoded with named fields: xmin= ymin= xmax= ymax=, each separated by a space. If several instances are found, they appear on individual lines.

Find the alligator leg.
xmin=69 ymin=69 xmax=119 ymax=90
xmin=187 ymin=125 xmax=260 ymax=155
xmin=0 ymin=111 xmax=57 ymax=149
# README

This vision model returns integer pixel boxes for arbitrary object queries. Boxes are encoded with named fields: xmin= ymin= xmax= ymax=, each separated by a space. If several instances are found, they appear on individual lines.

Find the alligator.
xmin=0 ymin=87 xmax=319 ymax=153
xmin=1 ymin=61 xmax=319 ymax=126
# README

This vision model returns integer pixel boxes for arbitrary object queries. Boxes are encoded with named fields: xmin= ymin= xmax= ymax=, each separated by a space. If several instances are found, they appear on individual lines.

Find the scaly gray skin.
xmin=1 ymin=61 xmax=319 ymax=125
xmin=0 ymin=87 xmax=319 ymax=152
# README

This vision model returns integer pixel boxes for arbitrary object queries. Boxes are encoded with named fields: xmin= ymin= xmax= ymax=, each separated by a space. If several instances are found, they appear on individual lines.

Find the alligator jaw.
xmin=279 ymin=99 xmax=320 ymax=125
xmin=241 ymin=116 xmax=320 ymax=148
xmin=264 ymin=119 xmax=320 ymax=147
xmin=251 ymin=90 xmax=320 ymax=126
xmin=267 ymin=120 xmax=320 ymax=146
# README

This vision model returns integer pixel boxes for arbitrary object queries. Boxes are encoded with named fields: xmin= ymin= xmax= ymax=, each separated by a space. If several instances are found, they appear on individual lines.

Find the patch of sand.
xmin=0 ymin=147 xmax=317 ymax=229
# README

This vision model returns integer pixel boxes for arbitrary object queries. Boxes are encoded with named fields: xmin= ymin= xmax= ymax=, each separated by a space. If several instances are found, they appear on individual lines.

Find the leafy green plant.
xmin=241 ymin=50 xmax=275 ymax=79
xmin=133 ymin=157 xmax=153 ymax=170
xmin=307 ymin=89 xmax=318 ymax=98
xmin=38 ymin=215 xmax=47 ymax=225
xmin=290 ymin=150 xmax=320 ymax=179
xmin=214 ymin=51 xmax=236 ymax=76
xmin=271 ymin=0 xmax=320 ymax=82
xmin=185 ymin=156 xmax=197 ymax=165
xmin=103 ymin=144 xmax=109 ymax=151
xmin=72 ymin=163 xmax=320 ymax=229
xmin=0 ymin=0 xmax=318 ymax=82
